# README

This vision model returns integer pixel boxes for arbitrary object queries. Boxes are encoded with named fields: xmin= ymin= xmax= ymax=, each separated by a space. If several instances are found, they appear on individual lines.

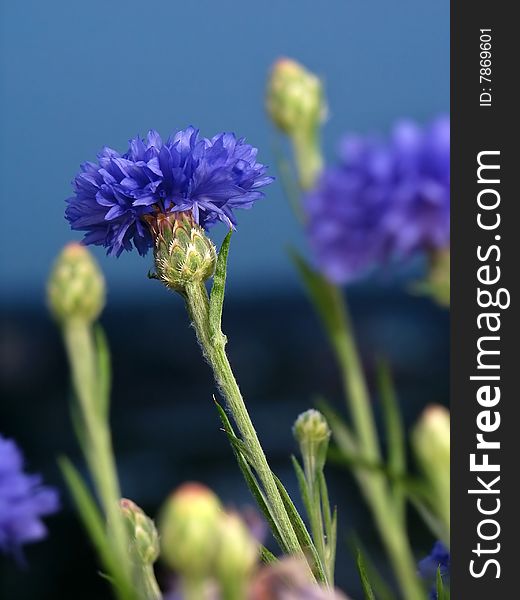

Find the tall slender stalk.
xmin=63 ymin=322 xmax=133 ymax=585
xmin=183 ymin=281 xmax=303 ymax=558
xmin=325 ymin=300 xmax=425 ymax=600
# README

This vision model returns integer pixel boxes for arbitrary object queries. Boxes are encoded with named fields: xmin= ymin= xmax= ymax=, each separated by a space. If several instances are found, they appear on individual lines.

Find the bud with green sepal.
xmin=294 ymin=409 xmax=331 ymax=482
xmin=48 ymin=246 xmax=142 ymax=599
xmin=411 ymin=405 xmax=450 ymax=546
xmin=214 ymin=510 xmax=259 ymax=600
xmin=293 ymin=409 xmax=335 ymax=586
xmin=120 ymin=499 xmax=160 ymax=566
xmin=47 ymin=242 xmax=105 ymax=325
xmin=159 ymin=482 xmax=222 ymax=596
xmin=266 ymin=58 xmax=326 ymax=190
xmin=145 ymin=211 xmax=217 ymax=293
xmin=119 ymin=499 xmax=162 ymax=600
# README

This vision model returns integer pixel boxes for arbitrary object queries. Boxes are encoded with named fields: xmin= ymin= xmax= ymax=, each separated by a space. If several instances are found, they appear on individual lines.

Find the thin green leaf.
xmin=436 ymin=567 xmax=450 ymax=600
xmin=349 ymin=536 xmax=396 ymax=600
xmin=318 ymin=472 xmax=332 ymax=543
xmin=260 ymin=546 xmax=278 ymax=565
xmin=290 ymin=252 xmax=347 ymax=344
xmin=209 ymin=232 xmax=232 ymax=338
xmin=69 ymin=395 xmax=88 ymax=458
xmin=272 ymin=474 xmax=328 ymax=584
xmin=59 ymin=457 xmax=117 ymax=580
xmin=409 ymin=492 xmax=449 ymax=547
xmin=377 ymin=360 xmax=406 ymax=519
xmin=317 ymin=400 xmax=358 ymax=455
xmin=356 ymin=549 xmax=376 ymax=600
xmin=94 ymin=325 xmax=111 ymax=418
xmin=291 ymin=455 xmax=312 ymax=517
xmin=330 ymin=507 xmax=337 ymax=571
xmin=214 ymin=401 xmax=287 ymax=553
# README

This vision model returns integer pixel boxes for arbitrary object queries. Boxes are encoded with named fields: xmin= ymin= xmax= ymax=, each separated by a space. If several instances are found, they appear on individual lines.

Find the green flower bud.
xmin=159 ymin=482 xmax=222 ymax=578
xmin=47 ymin=242 xmax=105 ymax=324
xmin=120 ymin=498 xmax=160 ymax=566
xmin=411 ymin=405 xmax=450 ymax=538
xmin=266 ymin=58 xmax=325 ymax=138
xmin=215 ymin=511 xmax=258 ymax=594
xmin=146 ymin=212 xmax=217 ymax=292
xmin=293 ymin=409 xmax=331 ymax=478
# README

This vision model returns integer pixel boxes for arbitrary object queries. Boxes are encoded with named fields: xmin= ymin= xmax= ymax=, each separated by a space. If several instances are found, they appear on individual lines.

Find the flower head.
xmin=119 ymin=498 xmax=159 ymax=566
xmin=305 ymin=116 xmax=450 ymax=283
xmin=66 ymin=128 xmax=273 ymax=256
xmin=266 ymin=58 xmax=325 ymax=138
xmin=418 ymin=541 xmax=450 ymax=599
xmin=159 ymin=482 xmax=222 ymax=578
xmin=47 ymin=242 xmax=105 ymax=324
xmin=0 ymin=434 xmax=59 ymax=556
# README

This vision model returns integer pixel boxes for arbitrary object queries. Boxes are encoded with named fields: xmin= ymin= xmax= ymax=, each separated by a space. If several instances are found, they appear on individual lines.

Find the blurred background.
xmin=0 ymin=1 xmax=449 ymax=598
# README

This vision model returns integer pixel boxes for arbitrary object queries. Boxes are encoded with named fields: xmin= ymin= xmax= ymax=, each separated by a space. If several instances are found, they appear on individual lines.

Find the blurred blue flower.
xmin=305 ymin=116 xmax=450 ymax=283
xmin=418 ymin=541 xmax=450 ymax=599
xmin=66 ymin=127 xmax=273 ymax=256
xmin=0 ymin=434 xmax=59 ymax=556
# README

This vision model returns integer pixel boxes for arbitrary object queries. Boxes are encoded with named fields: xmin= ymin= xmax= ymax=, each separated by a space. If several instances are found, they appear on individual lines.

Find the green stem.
xmin=184 ymin=282 xmax=302 ymax=558
xmin=329 ymin=303 xmax=425 ymax=600
xmin=140 ymin=566 xmax=162 ymax=600
xmin=63 ymin=321 xmax=137 ymax=599
xmin=358 ymin=473 xmax=425 ymax=600
xmin=292 ymin=130 xmax=323 ymax=191
xmin=322 ymin=289 xmax=380 ymax=463
xmin=302 ymin=458 xmax=329 ymax=585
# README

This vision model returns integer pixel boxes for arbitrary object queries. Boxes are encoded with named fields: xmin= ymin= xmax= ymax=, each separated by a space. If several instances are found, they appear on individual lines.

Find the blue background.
xmin=0 ymin=0 xmax=449 ymax=303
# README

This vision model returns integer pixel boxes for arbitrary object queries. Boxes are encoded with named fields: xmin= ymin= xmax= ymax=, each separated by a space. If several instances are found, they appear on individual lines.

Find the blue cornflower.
xmin=418 ymin=541 xmax=450 ymax=599
xmin=304 ymin=116 xmax=450 ymax=283
xmin=66 ymin=127 xmax=273 ymax=256
xmin=0 ymin=434 xmax=59 ymax=556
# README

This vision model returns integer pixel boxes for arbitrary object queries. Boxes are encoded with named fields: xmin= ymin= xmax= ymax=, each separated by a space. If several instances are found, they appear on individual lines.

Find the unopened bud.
xmin=146 ymin=212 xmax=217 ymax=292
xmin=120 ymin=498 xmax=159 ymax=565
xmin=159 ymin=482 xmax=221 ymax=578
xmin=412 ymin=405 xmax=450 ymax=537
xmin=293 ymin=409 xmax=331 ymax=478
xmin=215 ymin=511 xmax=258 ymax=593
xmin=47 ymin=243 xmax=105 ymax=324
xmin=266 ymin=58 xmax=325 ymax=138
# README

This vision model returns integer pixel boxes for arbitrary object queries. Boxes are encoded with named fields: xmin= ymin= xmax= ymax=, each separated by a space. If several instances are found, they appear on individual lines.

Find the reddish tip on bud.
xmin=159 ymin=482 xmax=222 ymax=577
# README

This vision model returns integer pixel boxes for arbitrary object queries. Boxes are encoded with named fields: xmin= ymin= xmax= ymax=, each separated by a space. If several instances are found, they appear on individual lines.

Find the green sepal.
xmin=209 ymin=231 xmax=232 ymax=340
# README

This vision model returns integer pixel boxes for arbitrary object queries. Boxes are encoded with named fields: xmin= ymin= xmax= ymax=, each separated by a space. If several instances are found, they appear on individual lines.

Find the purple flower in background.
xmin=0 ymin=434 xmax=59 ymax=556
xmin=305 ymin=116 xmax=450 ymax=283
xmin=418 ymin=541 xmax=450 ymax=599
xmin=66 ymin=127 xmax=273 ymax=256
